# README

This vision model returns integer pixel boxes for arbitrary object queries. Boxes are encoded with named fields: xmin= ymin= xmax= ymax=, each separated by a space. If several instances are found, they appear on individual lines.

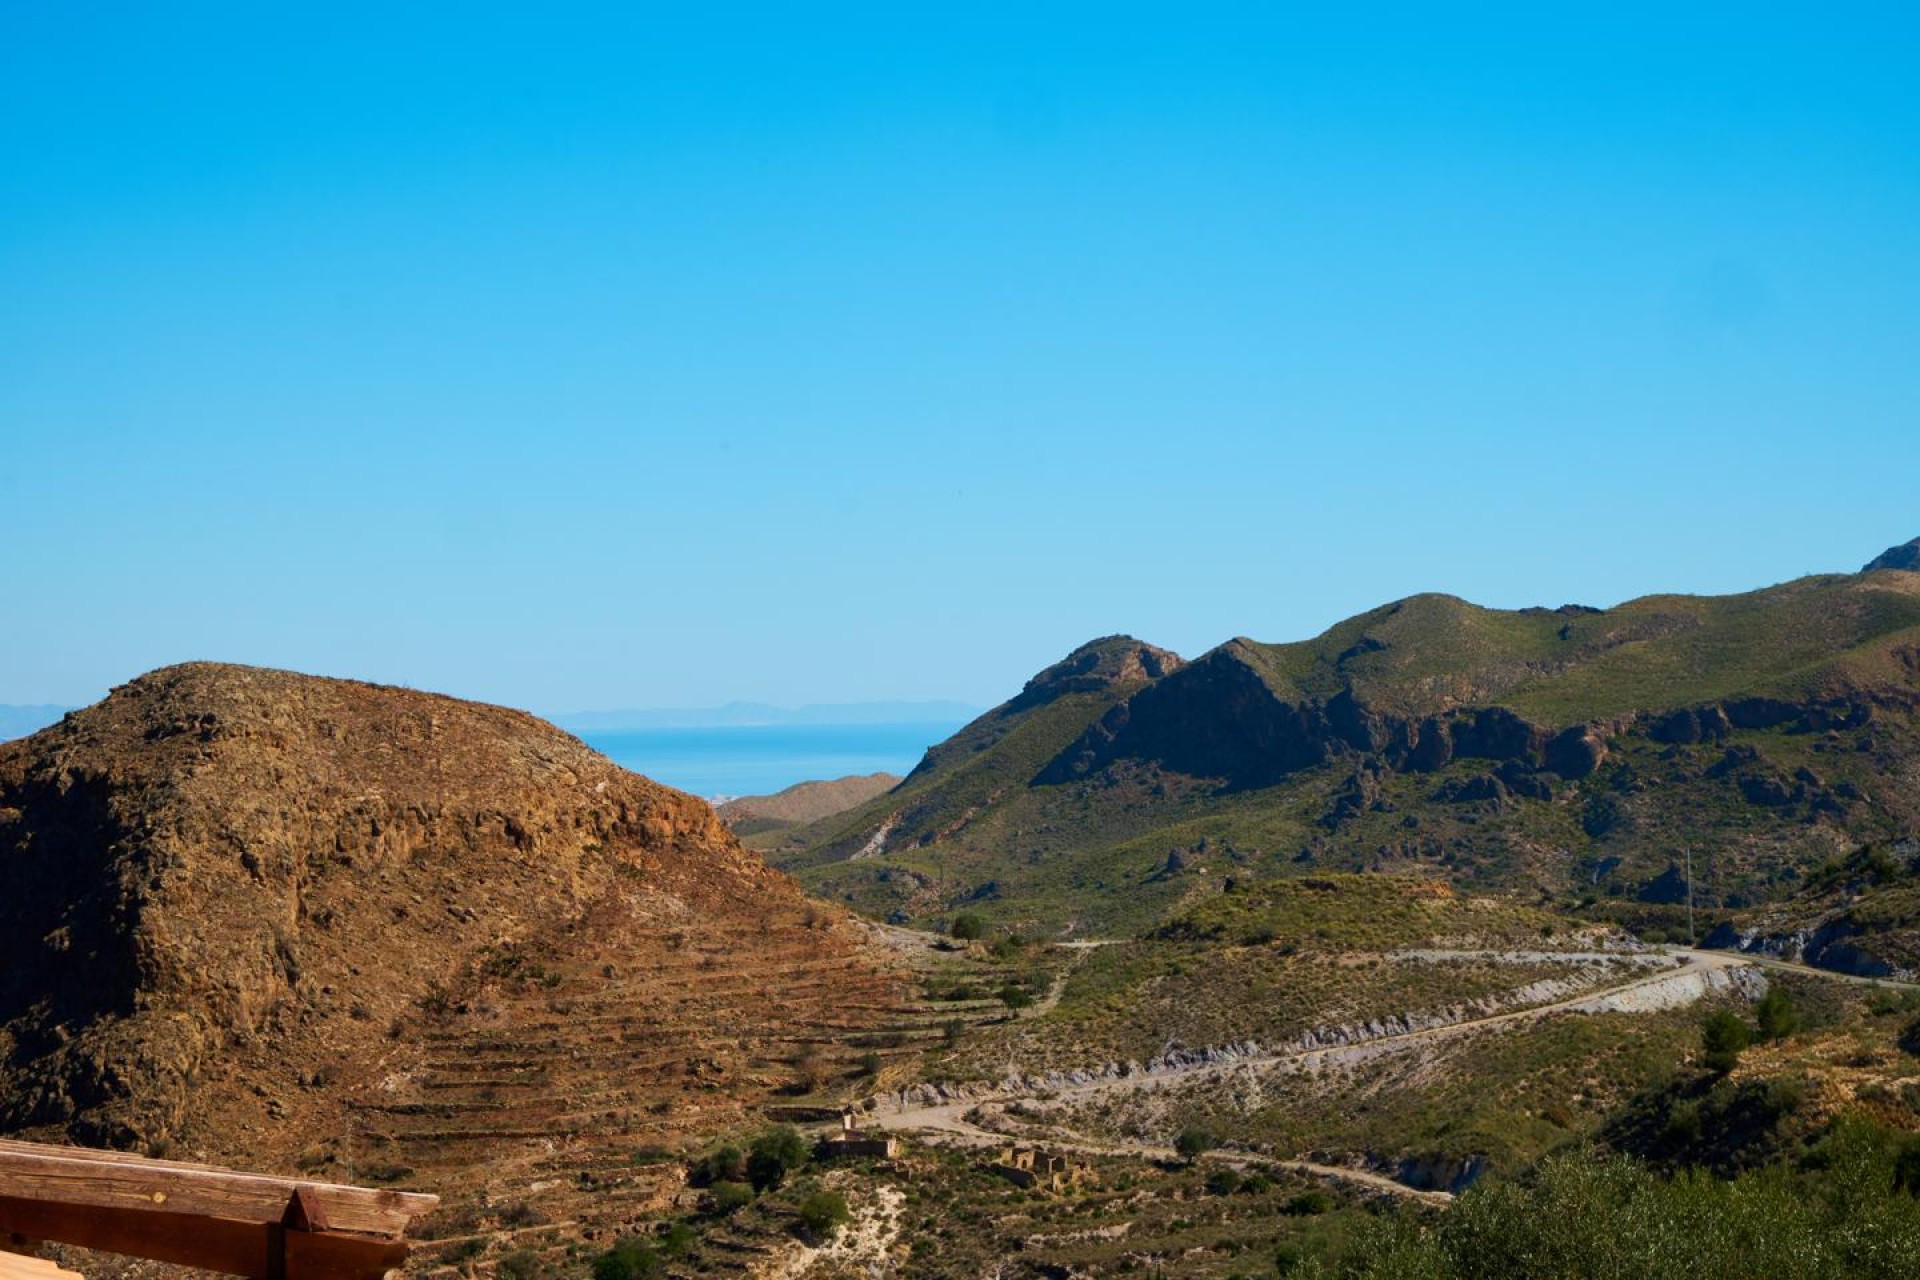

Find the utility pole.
xmin=1685 ymin=846 xmax=1696 ymax=947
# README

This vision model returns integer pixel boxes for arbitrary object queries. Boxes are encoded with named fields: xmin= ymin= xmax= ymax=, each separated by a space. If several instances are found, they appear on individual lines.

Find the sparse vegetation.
xmin=705 ymin=1181 xmax=754 ymax=1216
xmin=795 ymin=1189 xmax=851 ymax=1238
xmin=590 ymin=1236 xmax=662 ymax=1280
xmin=1333 ymin=1131 xmax=1920 ymax=1279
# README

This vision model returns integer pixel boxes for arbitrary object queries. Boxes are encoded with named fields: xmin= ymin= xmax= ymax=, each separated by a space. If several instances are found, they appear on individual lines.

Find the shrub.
xmin=796 ymin=1189 xmax=851 ymax=1238
xmin=1283 ymin=1189 xmax=1332 ymax=1216
xmin=998 ymin=982 xmax=1035 ymax=1011
xmin=949 ymin=913 xmax=986 ymax=941
xmin=1756 ymin=987 xmax=1799 ymax=1041
xmin=1205 ymin=1168 xmax=1243 ymax=1196
xmin=688 ymin=1144 xmax=746 ymax=1186
xmin=747 ymin=1150 xmax=789 ymax=1193
xmin=1897 ymin=1136 xmax=1920 ymax=1196
xmin=497 ymin=1249 xmax=541 ymax=1280
xmin=1763 ymin=1076 xmax=1806 ymax=1120
xmin=1663 ymin=1100 xmax=1703 ymax=1147
xmin=1702 ymin=1009 xmax=1751 ymax=1074
xmin=752 ymin=1125 xmax=811 ymax=1171
xmin=706 ymin=1181 xmax=755 ymax=1215
xmin=1899 ymin=1015 xmax=1920 ymax=1057
xmin=1338 ymin=1135 xmax=1920 ymax=1278
xmin=1174 ymin=1128 xmax=1218 ymax=1160
xmin=590 ymin=1238 xmax=661 ymax=1280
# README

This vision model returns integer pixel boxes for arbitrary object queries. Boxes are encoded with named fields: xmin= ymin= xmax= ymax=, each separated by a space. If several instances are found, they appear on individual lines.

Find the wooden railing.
xmin=0 ymin=1140 xmax=437 ymax=1280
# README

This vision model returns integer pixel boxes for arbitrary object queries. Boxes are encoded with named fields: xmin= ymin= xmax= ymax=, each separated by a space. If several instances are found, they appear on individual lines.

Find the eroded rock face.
xmin=1038 ymin=643 xmax=1572 ymax=791
xmin=1005 ymin=636 xmax=1184 ymax=712
xmin=1863 ymin=537 xmax=1920 ymax=574
xmin=0 ymin=663 xmax=879 ymax=1155
xmin=1040 ymin=637 xmax=1895 ymax=822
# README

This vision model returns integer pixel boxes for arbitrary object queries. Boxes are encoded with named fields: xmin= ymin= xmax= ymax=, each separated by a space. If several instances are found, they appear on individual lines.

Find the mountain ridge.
xmin=775 ymin=550 xmax=1920 ymax=934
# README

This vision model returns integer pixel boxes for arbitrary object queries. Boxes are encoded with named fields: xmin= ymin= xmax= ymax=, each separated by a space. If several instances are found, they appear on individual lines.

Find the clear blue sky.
xmin=3 ymin=3 xmax=1915 ymax=713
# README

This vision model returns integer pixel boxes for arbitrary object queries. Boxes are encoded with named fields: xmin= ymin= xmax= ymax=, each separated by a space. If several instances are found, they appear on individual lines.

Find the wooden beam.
xmin=0 ymin=1197 xmax=407 ymax=1280
xmin=0 ymin=1142 xmax=434 ymax=1238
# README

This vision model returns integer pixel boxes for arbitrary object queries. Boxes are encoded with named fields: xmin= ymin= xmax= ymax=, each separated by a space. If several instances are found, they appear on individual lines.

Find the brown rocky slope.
xmin=0 ymin=663 xmax=912 ymax=1239
xmin=717 ymin=772 xmax=900 ymax=829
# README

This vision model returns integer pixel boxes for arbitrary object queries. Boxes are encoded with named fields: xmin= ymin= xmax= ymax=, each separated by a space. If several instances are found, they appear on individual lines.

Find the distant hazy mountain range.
xmin=552 ymin=700 xmax=981 ymax=731
xmin=0 ymin=706 xmax=68 ymax=742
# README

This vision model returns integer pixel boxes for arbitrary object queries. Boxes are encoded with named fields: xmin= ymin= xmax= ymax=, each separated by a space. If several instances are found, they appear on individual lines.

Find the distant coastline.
xmin=579 ymin=720 xmax=967 ymax=802
xmin=0 ymin=705 xmax=69 ymax=742
xmin=554 ymin=700 xmax=980 ymax=732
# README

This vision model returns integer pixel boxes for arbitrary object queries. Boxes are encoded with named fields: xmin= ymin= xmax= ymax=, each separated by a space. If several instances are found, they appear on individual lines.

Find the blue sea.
xmin=579 ymin=722 xmax=964 ymax=801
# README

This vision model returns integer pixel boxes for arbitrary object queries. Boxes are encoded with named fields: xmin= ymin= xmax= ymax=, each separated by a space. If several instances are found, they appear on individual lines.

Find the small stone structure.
xmin=987 ymin=1146 xmax=1087 ymax=1193
xmin=818 ymin=1111 xmax=898 ymax=1159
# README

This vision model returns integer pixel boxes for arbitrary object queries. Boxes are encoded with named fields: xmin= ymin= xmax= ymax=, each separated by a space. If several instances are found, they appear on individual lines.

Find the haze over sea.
xmin=577 ymin=722 xmax=966 ymax=801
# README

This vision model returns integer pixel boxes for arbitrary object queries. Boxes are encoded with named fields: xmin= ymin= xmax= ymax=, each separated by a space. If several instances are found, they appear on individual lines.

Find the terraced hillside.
xmin=0 ymin=663 xmax=916 ymax=1258
xmin=781 ymin=553 xmax=1920 ymax=935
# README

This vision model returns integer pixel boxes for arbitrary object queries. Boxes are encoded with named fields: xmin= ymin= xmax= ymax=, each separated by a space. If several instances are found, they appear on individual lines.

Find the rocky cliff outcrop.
xmin=1035 ymin=634 xmax=1896 ymax=813
xmin=1037 ymin=645 xmax=1649 ymax=794
xmin=1864 ymin=538 xmax=1920 ymax=574
xmin=1004 ymin=635 xmax=1184 ymax=713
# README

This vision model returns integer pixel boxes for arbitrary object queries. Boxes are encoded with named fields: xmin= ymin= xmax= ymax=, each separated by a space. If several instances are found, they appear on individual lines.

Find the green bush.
xmin=747 ymin=1150 xmax=789 ymax=1193
xmin=1284 ymin=1189 xmax=1332 ymax=1216
xmin=1175 ymin=1127 xmax=1218 ymax=1160
xmin=998 ymin=982 xmax=1035 ymax=1011
xmin=1756 ymin=987 xmax=1799 ymax=1041
xmin=590 ymin=1237 xmax=662 ymax=1280
xmin=796 ymin=1189 xmax=851 ymax=1238
xmin=1333 ymin=1129 xmax=1920 ymax=1278
xmin=706 ymin=1181 xmax=754 ymax=1216
xmin=989 ymin=933 xmax=1028 ymax=960
xmin=1895 ymin=1136 xmax=1920 ymax=1197
xmin=1205 ymin=1168 xmax=1243 ymax=1196
xmin=1899 ymin=1015 xmax=1920 ymax=1057
xmin=689 ymin=1143 xmax=746 ymax=1186
xmin=1702 ymin=1009 xmax=1752 ymax=1074
xmin=949 ymin=913 xmax=986 ymax=940
xmin=497 ymin=1249 xmax=541 ymax=1280
xmin=750 ymin=1125 xmax=811 ymax=1187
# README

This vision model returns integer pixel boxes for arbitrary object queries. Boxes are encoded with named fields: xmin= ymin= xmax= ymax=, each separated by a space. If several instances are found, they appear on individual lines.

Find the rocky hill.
xmin=778 ymin=555 xmax=1920 ymax=936
xmin=1866 ymin=537 xmax=1920 ymax=574
xmin=718 ymin=772 xmax=900 ymax=845
xmin=0 ymin=663 xmax=912 ymax=1244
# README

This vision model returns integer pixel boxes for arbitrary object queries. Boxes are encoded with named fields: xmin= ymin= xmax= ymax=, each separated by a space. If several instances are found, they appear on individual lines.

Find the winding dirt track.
xmin=1726 ymin=950 xmax=1920 ymax=990
xmin=874 ymin=947 xmax=1765 ymax=1202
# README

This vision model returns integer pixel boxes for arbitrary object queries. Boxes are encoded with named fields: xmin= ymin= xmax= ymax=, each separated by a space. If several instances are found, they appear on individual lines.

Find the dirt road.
xmin=872 ymin=948 xmax=1762 ymax=1201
